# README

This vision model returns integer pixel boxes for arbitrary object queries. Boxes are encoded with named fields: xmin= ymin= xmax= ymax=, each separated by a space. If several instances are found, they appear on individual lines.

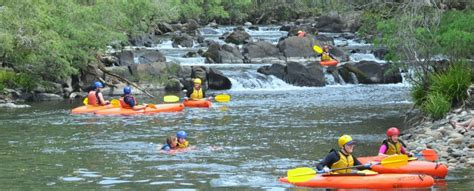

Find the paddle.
xmin=163 ymin=94 xmax=231 ymax=103
xmin=414 ymin=149 xmax=438 ymax=161
xmin=313 ymin=45 xmax=323 ymax=54
xmin=287 ymin=155 xmax=408 ymax=183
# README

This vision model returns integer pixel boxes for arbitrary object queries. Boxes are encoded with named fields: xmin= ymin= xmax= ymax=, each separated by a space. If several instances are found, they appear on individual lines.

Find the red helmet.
xmin=386 ymin=127 xmax=400 ymax=137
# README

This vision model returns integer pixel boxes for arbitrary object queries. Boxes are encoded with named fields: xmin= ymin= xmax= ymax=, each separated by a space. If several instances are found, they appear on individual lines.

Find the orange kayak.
xmin=183 ymin=99 xmax=212 ymax=108
xmin=358 ymin=156 xmax=448 ymax=178
xmin=71 ymin=105 xmax=114 ymax=114
xmin=320 ymin=60 xmax=338 ymax=66
xmin=279 ymin=173 xmax=434 ymax=189
xmin=94 ymin=103 xmax=184 ymax=115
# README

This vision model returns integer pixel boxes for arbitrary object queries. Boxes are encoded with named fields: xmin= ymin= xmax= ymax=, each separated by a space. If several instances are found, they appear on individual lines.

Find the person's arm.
xmin=316 ymin=151 xmax=338 ymax=171
xmin=354 ymin=156 xmax=371 ymax=170
xmin=98 ymin=92 xmax=109 ymax=105
xmin=186 ymin=89 xmax=192 ymax=98
xmin=329 ymin=54 xmax=337 ymax=61
xmin=378 ymin=144 xmax=388 ymax=155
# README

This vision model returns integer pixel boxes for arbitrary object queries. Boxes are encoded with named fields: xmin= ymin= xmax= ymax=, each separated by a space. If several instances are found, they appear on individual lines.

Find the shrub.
xmin=429 ymin=62 xmax=471 ymax=105
xmin=411 ymin=83 xmax=427 ymax=107
xmin=422 ymin=92 xmax=451 ymax=120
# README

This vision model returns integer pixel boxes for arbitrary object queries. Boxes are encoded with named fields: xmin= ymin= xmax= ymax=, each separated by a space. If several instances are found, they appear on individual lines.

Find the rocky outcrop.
xmin=203 ymin=42 xmax=244 ymax=63
xmin=258 ymin=61 xmax=325 ymax=87
xmin=114 ymin=49 xmax=166 ymax=66
xmin=277 ymin=36 xmax=318 ymax=58
xmin=225 ymin=30 xmax=251 ymax=45
xmin=208 ymin=68 xmax=232 ymax=90
xmin=243 ymin=41 xmax=283 ymax=63
xmin=315 ymin=11 xmax=362 ymax=33
xmin=340 ymin=61 xmax=402 ymax=84
xmin=172 ymin=33 xmax=194 ymax=48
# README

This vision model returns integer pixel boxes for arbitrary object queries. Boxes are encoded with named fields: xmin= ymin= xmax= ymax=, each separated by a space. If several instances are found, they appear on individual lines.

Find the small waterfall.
xmin=350 ymin=72 xmax=359 ymax=84
xmin=337 ymin=74 xmax=346 ymax=85
xmin=324 ymin=73 xmax=336 ymax=85
xmin=349 ymin=53 xmax=386 ymax=63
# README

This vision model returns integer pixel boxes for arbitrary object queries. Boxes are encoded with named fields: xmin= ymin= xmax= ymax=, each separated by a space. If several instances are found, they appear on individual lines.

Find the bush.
xmin=422 ymin=92 xmax=451 ymax=120
xmin=429 ymin=62 xmax=471 ymax=105
xmin=411 ymin=83 xmax=427 ymax=107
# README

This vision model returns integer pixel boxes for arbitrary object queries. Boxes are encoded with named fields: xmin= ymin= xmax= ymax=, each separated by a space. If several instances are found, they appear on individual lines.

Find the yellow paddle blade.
xmin=287 ymin=167 xmax=317 ymax=183
xmin=214 ymin=94 xmax=230 ymax=102
xmin=313 ymin=45 xmax=323 ymax=54
xmin=83 ymin=97 xmax=89 ymax=105
xmin=380 ymin=154 xmax=408 ymax=168
xmin=164 ymin=95 xmax=180 ymax=103
xmin=110 ymin=99 xmax=120 ymax=107
xmin=408 ymin=157 xmax=418 ymax=161
xmin=358 ymin=170 xmax=378 ymax=175
xmin=147 ymin=104 xmax=157 ymax=109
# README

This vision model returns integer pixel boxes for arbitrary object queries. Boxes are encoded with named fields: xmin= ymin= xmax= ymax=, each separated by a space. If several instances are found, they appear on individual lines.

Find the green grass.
xmin=422 ymin=92 xmax=451 ymax=120
xmin=429 ymin=62 xmax=471 ymax=105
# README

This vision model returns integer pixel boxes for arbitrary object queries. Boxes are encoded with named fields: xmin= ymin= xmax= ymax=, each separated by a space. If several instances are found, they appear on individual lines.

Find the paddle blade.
xmin=313 ymin=45 xmax=323 ymax=54
xmin=164 ymin=95 xmax=180 ymax=103
xmin=358 ymin=170 xmax=378 ymax=175
xmin=287 ymin=167 xmax=316 ymax=183
xmin=147 ymin=104 xmax=157 ymax=109
xmin=380 ymin=155 xmax=408 ymax=168
xmin=215 ymin=94 xmax=230 ymax=102
xmin=110 ymin=99 xmax=120 ymax=107
xmin=421 ymin=149 xmax=438 ymax=161
xmin=83 ymin=97 xmax=89 ymax=105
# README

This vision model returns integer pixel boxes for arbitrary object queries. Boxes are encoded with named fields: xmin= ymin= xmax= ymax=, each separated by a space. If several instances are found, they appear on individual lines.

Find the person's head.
xmin=94 ymin=81 xmax=103 ymax=90
xmin=193 ymin=78 xmax=202 ymax=89
xmin=176 ymin=131 xmax=187 ymax=143
xmin=386 ymin=127 xmax=400 ymax=143
xmin=338 ymin=135 xmax=356 ymax=154
xmin=323 ymin=45 xmax=330 ymax=52
xmin=123 ymin=86 xmax=132 ymax=95
xmin=166 ymin=135 xmax=178 ymax=149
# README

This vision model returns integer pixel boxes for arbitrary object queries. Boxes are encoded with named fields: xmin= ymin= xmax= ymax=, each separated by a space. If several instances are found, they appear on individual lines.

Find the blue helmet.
xmin=176 ymin=131 xmax=187 ymax=139
xmin=124 ymin=86 xmax=132 ymax=94
xmin=94 ymin=81 xmax=103 ymax=88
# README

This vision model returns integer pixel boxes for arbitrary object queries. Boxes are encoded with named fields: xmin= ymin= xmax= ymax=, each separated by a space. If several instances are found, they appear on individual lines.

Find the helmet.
xmin=338 ymin=135 xmax=355 ymax=148
xmin=193 ymin=78 xmax=202 ymax=85
xmin=177 ymin=131 xmax=187 ymax=139
xmin=323 ymin=45 xmax=329 ymax=50
xmin=94 ymin=81 xmax=103 ymax=88
xmin=123 ymin=86 xmax=131 ymax=94
xmin=386 ymin=127 xmax=400 ymax=137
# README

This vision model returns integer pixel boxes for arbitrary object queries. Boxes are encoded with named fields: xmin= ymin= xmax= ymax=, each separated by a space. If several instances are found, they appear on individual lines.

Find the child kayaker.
xmin=184 ymin=78 xmax=212 ymax=101
xmin=316 ymin=135 xmax=372 ymax=174
xmin=176 ymin=131 xmax=189 ymax=148
xmin=119 ymin=86 xmax=147 ymax=110
xmin=161 ymin=135 xmax=178 ymax=151
xmin=378 ymin=127 xmax=413 ymax=156
xmin=319 ymin=45 xmax=337 ymax=62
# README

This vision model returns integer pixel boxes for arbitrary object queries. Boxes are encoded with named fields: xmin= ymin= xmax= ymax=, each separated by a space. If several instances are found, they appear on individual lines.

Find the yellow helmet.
xmin=193 ymin=78 xmax=202 ymax=84
xmin=338 ymin=135 xmax=355 ymax=148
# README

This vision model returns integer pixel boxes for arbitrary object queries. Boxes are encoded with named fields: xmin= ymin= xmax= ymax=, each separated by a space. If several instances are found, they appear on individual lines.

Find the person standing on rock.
xmin=87 ymin=81 xmax=109 ymax=106
xmin=184 ymin=78 xmax=212 ymax=101
xmin=378 ymin=127 xmax=413 ymax=157
xmin=297 ymin=30 xmax=306 ymax=37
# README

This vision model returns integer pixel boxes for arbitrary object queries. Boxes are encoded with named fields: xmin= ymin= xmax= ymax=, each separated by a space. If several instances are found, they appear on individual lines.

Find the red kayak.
xmin=358 ymin=156 xmax=448 ymax=178
xmin=320 ymin=60 xmax=338 ymax=66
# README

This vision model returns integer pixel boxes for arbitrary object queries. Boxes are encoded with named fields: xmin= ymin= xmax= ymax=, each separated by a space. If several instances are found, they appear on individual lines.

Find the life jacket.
xmin=119 ymin=95 xmax=137 ymax=109
xmin=190 ymin=88 xmax=203 ymax=100
xmin=321 ymin=52 xmax=332 ymax=61
xmin=87 ymin=90 xmax=100 ymax=106
xmin=382 ymin=139 xmax=406 ymax=155
xmin=331 ymin=150 xmax=354 ymax=174
xmin=177 ymin=140 xmax=189 ymax=148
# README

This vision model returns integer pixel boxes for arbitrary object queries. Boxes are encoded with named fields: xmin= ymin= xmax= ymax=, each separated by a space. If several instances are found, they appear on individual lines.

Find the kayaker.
xmin=119 ymin=86 xmax=147 ymax=110
xmin=184 ymin=78 xmax=212 ymax=101
xmin=319 ymin=45 xmax=337 ymax=62
xmin=176 ymin=131 xmax=189 ymax=148
xmin=297 ymin=30 xmax=306 ymax=37
xmin=87 ymin=81 xmax=109 ymax=106
xmin=316 ymin=135 xmax=371 ymax=174
xmin=161 ymin=135 xmax=178 ymax=151
xmin=378 ymin=127 xmax=413 ymax=156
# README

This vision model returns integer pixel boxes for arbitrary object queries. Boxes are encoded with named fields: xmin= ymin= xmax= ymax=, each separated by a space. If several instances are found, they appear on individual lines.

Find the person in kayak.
xmin=119 ymin=86 xmax=147 ymax=110
xmin=319 ymin=45 xmax=337 ymax=62
xmin=161 ymin=135 xmax=178 ymax=151
xmin=88 ymin=81 xmax=109 ymax=106
xmin=176 ymin=131 xmax=189 ymax=148
xmin=184 ymin=78 xmax=212 ymax=101
xmin=316 ymin=135 xmax=371 ymax=174
xmin=378 ymin=127 xmax=413 ymax=156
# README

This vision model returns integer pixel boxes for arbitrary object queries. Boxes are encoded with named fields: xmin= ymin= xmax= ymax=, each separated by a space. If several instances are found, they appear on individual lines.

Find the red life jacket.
xmin=119 ymin=95 xmax=137 ymax=109
xmin=88 ymin=91 xmax=99 ymax=106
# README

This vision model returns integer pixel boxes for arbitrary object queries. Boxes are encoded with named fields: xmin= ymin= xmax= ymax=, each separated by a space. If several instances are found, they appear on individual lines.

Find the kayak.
xmin=71 ymin=105 xmax=114 ymax=114
xmin=183 ymin=99 xmax=212 ymax=108
xmin=320 ymin=60 xmax=338 ymax=66
xmin=94 ymin=103 xmax=185 ymax=115
xmin=279 ymin=173 xmax=434 ymax=189
xmin=358 ymin=156 xmax=448 ymax=178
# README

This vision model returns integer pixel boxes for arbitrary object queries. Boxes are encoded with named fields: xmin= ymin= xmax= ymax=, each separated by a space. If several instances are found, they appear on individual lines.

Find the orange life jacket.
xmin=88 ymin=91 xmax=99 ymax=106
xmin=119 ymin=95 xmax=137 ymax=109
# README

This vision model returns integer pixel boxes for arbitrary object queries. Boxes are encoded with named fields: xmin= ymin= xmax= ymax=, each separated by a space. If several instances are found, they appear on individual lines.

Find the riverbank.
xmin=402 ymin=103 xmax=474 ymax=170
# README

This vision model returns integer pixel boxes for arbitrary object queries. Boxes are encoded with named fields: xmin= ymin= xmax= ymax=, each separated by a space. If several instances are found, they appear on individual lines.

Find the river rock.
xmin=314 ymin=34 xmax=335 ymax=46
xmin=137 ymin=50 xmax=166 ymax=64
xmin=277 ymin=36 xmax=317 ymax=58
xmin=164 ymin=78 xmax=183 ymax=92
xmin=172 ymin=33 xmax=194 ymax=48
xmin=128 ymin=32 xmax=154 ymax=47
xmin=258 ymin=62 xmax=325 ymax=87
xmin=156 ymin=22 xmax=175 ymax=34
xmin=203 ymin=42 xmax=244 ymax=63
xmin=243 ymin=41 xmax=281 ymax=61
xmin=115 ymin=50 xmax=135 ymax=66
xmin=208 ymin=68 xmax=232 ymax=90
xmin=225 ymin=30 xmax=251 ymax=45
xmin=244 ymin=22 xmax=252 ymax=26
xmin=201 ymin=28 xmax=219 ymax=35
xmin=340 ymin=61 xmax=402 ymax=84
xmin=33 ymin=93 xmax=63 ymax=101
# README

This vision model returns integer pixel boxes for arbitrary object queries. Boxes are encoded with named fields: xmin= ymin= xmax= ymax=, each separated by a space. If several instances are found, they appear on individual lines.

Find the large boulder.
xmin=341 ymin=61 xmax=402 ymax=84
xmin=258 ymin=62 xmax=325 ymax=87
xmin=115 ymin=50 xmax=134 ymax=66
xmin=208 ymin=68 xmax=232 ymax=90
xmin=315 ymin=11 xmax=362 ymax=33
xmin=136 ymin=50 xmax=166 ymax=64
xmin=172 ymin=33 xmax=194 ymax=48
xmin=329 ymin=47 xmax=349 ymax=62
xmin=243 ymin=41 xmax=280 ymax=58
xmin=277 ymin=36 xmax=318 ymax=58
xmin=128 ymin=32 xmax=154 ymax=47
xmin=225 ymin=30 xmax=251 ymax=45
xmin=373 ymin=47 xmax=389 ymax=60
xmin=156 ymin=22 xmax=175 ymax=35
xmin=128 ymin=62 xmax=168 ymax=81
xmin=203 ymin=42 xmax=244 ymax=63
xmin=314 ymin=34 xmax=335 ymax=46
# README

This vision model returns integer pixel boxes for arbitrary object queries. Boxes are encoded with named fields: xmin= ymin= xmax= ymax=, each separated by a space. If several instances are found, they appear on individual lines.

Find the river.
xmin=0 ymin=26 xmax=472 ymax=190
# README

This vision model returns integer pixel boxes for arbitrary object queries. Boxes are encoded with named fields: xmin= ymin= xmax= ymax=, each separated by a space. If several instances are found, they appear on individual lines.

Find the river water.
xmin=0 ymin=26 xmax=472 ymax=190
